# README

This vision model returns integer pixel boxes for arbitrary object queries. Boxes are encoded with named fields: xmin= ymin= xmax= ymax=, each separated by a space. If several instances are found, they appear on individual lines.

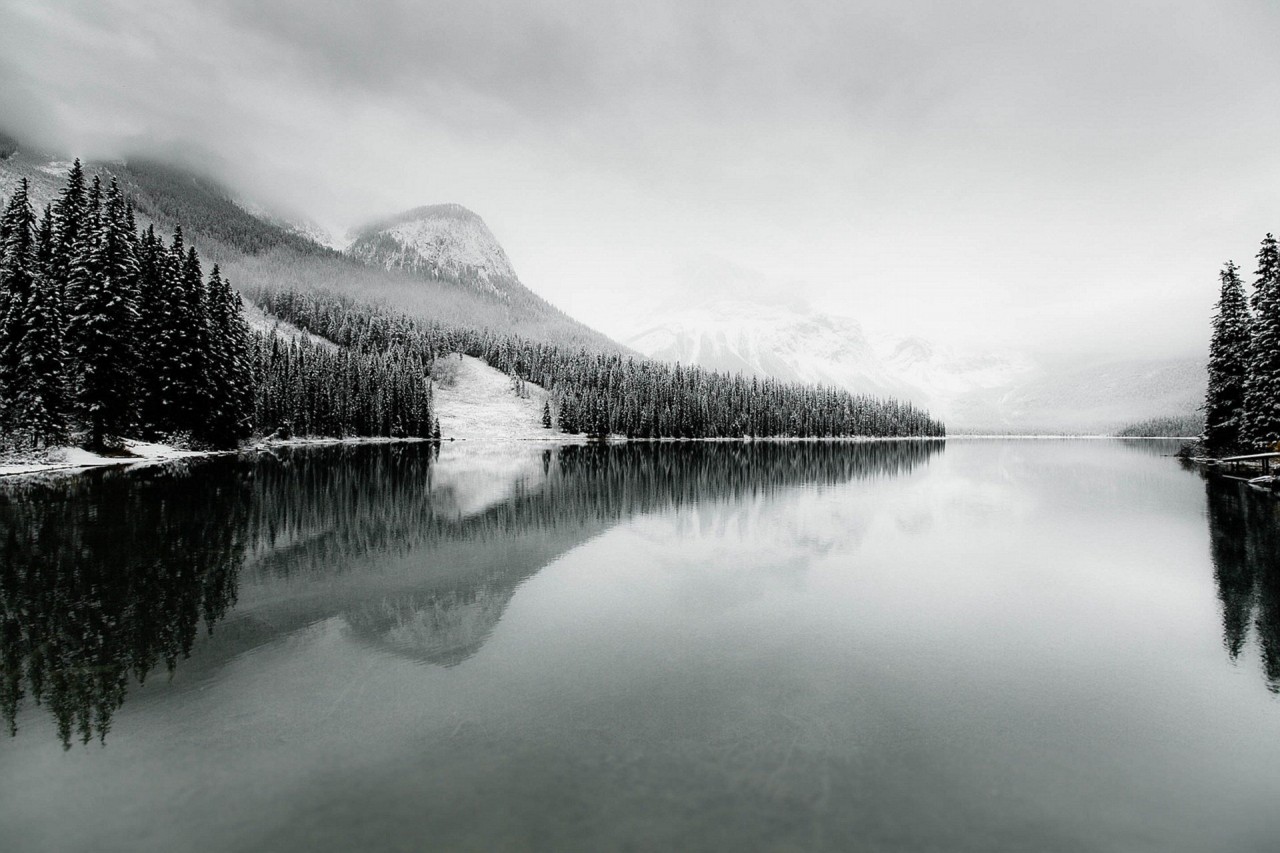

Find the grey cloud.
xmin=1 ymin=0 xmax=1279 ymax=359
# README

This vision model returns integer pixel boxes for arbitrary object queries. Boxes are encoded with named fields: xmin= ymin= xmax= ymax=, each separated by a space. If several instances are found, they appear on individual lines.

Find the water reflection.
xmin=0 ymin=464 xmax=248 ymax=748
xmin=1 ymin=440 xmax=944 ymax=746
xmin=1205 ymin=476 xmax=1280 ymax=690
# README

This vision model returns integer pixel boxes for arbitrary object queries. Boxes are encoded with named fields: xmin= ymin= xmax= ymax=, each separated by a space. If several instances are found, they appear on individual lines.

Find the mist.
xmin=3 ymin=0 xmax=1278 ymax=358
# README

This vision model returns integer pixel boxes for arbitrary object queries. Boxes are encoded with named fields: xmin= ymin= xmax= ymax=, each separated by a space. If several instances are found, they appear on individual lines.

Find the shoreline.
xmin=0 ymin=435 xmax=432 ymax=479
xmin=2 ymin=433 xmax=1189 ymax=481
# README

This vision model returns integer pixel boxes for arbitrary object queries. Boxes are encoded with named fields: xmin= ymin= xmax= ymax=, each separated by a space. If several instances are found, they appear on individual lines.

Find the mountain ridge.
xmin=0 ymin=131 xmax=626 ymax=353
xmin=626 ymin=291 xmax=1204 ymax=433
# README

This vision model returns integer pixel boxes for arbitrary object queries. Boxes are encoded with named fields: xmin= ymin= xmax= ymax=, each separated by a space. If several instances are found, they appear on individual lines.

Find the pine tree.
xmin=169 ymin=243 xmax=215 ymax=438
xmin=14 ymin=266 xmax=69 ymax=448
xmin=201 ymin=265 xmax=253 ymax=448
xmin=0 ymin=180 xmax=39 ymax=439
xmin=1244 ymin=235 xmax=1280 ymax=448
xmin=133 ymin=227 xmax=170 ymax=435
xmin=68 ymin=178 xmax=140 ymax=450
xmin=1204 ymin=261 xmax=1251 ymax=452
xmin=50 ymin=160 xmax=86 ymax=307
xmin=541 ymin=399 xmax=552 ymax=429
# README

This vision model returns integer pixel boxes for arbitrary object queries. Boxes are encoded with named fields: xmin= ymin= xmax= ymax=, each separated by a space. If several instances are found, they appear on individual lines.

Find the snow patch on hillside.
xmin=432 ymin=355 xmax=567 ymax=441
xmin=243 ymin=301 xmax=339 ymax=350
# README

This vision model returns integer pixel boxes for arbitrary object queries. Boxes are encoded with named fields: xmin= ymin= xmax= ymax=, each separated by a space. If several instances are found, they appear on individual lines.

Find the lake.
xmin=1 ymin=438 xmax=1279 ymax=852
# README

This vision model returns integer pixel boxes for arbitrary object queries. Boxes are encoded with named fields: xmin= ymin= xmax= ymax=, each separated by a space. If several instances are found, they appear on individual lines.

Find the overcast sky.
xmin=2 ymin=0 xmax=1278 ymax=358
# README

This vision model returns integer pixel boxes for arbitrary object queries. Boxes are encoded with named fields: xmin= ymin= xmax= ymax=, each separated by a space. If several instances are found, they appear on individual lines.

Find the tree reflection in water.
xmin=1 ymin=440 xmax=944 ymax=747
xmin=0 ymin=463 xmax=248 ymax=748
xmin=1204 ymin=475 xmax=1280 ymax=691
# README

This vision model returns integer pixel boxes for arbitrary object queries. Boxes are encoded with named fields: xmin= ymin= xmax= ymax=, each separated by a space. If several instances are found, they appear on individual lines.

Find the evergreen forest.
xmin=1 ymin=162 xmax=943 ymax=456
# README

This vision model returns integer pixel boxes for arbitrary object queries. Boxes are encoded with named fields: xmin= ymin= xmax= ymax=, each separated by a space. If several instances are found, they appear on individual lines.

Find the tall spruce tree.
xmin=201 ymin=264 xmax=253 ymax=447
xmin=171 ymin=244 xmax=214 ymax=438
xmin=133 ymin=226 xmax=174 ymax=436
xmin=50 ymin=160 xmax=86 ymax=306
xmin=1244 ymin=234 xmax=1280 ymax=448
xmin=14 ymin=262 xmax=69 ymax=449
xmin=0 ymin=180 xmax=39 ymax=437
xmin=1204 ymin=261 xmax=1252 ymax=452
xmin=68 ymin=178 xmax=140 ymax=450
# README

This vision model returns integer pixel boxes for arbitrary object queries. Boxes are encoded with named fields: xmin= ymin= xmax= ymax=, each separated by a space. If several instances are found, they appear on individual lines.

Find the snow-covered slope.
xmin=345 ymin=204 xmax=521 ymax=298
xmin=431 ymin=354 xmax=564 ymax=441
xmin=629 ymin=296 xmax=1036 ymax=424
xmin=626 ymin=286 xmax=1202 ymax=432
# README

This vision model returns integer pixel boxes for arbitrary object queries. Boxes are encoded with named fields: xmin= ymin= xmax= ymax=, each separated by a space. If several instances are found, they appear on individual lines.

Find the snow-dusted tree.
xmin=133 ymin=226 xmax=175 ymax=435
xmin=1244 ymin=234 xmax=1280 ymax=448
xmin=201 ymin=264 xmax=254 ymax=447
xmin=68 ymin=178 xmax=140 ymax=450
xmin=50 ymin=159 xmax=87 ymax=304
xmin=167 ymin=242 xmax=216 ymax=437
xmin=0 ymin=180 xmax=39 ymax=439
xmin=36 ymin=204 xmax=54 ymax=272
xmin=541 ymin=399 xmax=552 ymax=429
xmin=14 ymin=263 xmax=70 ymax=448
xmin=1203 ymin=261 xmax=1252 ymax=453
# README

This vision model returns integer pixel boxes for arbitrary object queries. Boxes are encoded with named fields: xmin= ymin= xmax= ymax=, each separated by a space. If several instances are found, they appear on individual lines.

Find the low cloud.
xmin=2 ymin=0 xmax=1277 ymax=357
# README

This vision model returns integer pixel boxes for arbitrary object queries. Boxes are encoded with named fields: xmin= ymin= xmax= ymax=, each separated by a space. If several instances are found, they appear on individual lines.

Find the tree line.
xmin=3 ymin=161 xmax=941 ymax=451
xmin=258 ymin=289 xmax=946 ymax=439
xmin=1203 ymin=234 xmax=1280 ymax=453
xmin=0 ymin=164 xmax=434 ymax=453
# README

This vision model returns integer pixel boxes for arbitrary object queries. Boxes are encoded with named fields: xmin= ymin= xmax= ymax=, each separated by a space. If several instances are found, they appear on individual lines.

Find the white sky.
xmin=3 ymin=0 xmax=1278 ymax=358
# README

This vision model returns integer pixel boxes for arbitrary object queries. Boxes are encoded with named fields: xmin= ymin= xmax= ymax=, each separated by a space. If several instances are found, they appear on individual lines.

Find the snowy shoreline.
xmin=2 ymin=431 xmax=1187 ymax=480
xmin=0 ymin=436 xmax=433 ymax=479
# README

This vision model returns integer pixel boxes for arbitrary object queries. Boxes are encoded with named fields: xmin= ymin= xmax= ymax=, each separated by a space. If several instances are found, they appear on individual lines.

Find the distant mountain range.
xmin=624 ymin=264 xmax=1204 ymax=432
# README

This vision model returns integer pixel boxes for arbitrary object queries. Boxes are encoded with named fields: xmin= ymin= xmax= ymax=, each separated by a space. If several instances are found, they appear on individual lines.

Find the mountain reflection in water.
xmin=0 ymin=440 xmax=943 ymax=747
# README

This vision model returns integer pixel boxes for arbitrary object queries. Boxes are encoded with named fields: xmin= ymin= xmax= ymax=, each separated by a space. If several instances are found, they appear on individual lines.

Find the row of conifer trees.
xmin=259 ymin=289 xmax=946 ymax=439
xmin=4 ymin=161 xmax=940 ymax=450
xmin=0 ymin=164 xmax=435 ymax=452
xmin=1203 ymin=234 xmax=1280 ymax=454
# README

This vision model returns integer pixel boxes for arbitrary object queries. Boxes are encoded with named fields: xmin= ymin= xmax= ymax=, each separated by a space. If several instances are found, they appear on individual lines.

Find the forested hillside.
xmin=2 ymin=154 xmax=943 ymax=454
xmin=0 ymin=137 xmax=620 ymax=353
xmin=259 ymin=289 xmax=945 ymax=439
xmin=0 ymin=165 xmax=435 ymax=453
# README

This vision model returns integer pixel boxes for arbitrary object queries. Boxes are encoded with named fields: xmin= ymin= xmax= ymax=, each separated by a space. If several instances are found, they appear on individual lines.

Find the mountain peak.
xmin=346 ymin=203 xmax=519 ymax=298
xmin=363 ymin=202 xmax=484 ymax=231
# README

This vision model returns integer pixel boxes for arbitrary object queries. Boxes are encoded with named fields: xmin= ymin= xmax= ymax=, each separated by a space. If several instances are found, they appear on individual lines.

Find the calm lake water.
xmin=2 ymin=438 xmax=1279 ymax=852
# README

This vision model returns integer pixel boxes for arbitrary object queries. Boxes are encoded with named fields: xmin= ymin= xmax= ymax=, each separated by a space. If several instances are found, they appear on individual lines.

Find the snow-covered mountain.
xmin=625 ymin=267 xmax=1203 ymax=432
xmin=345 ymin=204 xmax=522 ymax=299
xmin=628 ymin=296 xmax=1037 ymax=425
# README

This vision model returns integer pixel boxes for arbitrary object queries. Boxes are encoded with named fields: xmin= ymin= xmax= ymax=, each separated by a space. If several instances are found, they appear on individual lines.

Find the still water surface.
xmin=1 ymin=439 xmax=1279 ymax=851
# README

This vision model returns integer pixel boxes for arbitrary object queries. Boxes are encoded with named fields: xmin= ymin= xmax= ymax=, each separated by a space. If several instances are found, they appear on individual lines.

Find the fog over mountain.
xmin=3 ymin=0 xmax=1278 ymax=365
xmin=623 ymin=260 xmax=1203 ymax=431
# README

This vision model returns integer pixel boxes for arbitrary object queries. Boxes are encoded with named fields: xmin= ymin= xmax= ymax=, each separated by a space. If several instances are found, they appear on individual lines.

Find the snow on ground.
xmin=242 ymin=300 xmax=339 ymax=350
xmin=432 ymin=354 xmax=569 ymax=442
xmin=0 ymin=440 xmax=209 ymax=477
xmin=0 ymin=356 xmax=574 ymax=479
xmin=0 ymin=436 xmax=421 ymax=479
